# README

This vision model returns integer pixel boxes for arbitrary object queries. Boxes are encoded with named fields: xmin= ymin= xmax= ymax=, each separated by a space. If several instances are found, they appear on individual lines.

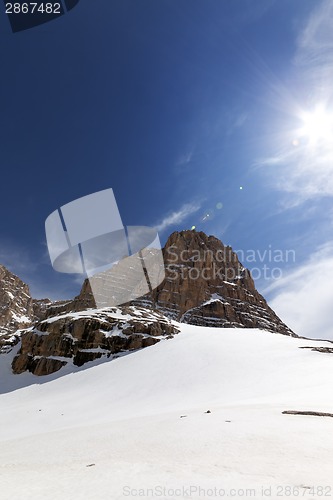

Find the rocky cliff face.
xmin=0 ymin=266 xmax=179 ymax=375
xmin=0 ymin=265 xmax=35 ymax=353
xmin=1 ymin=230 xmax=295 ymax=376
xmin=68 ymin=230 xmax=293 ymax=335
xmin=12 ymin=306 xmax=179 ymax=376
xmin=0 ymin=265 xmax=34 ymax=331
xmin=145 ymin=231 xmax=294 ymax=335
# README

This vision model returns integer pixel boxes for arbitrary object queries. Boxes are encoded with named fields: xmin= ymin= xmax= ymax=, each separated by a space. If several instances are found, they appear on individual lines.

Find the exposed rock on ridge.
xmin=0 ymin=265 xmax=34 ymax=333
xmin=137 ymin=231 xmax=293 ymax=335
xmin=0 ymin=266 xmax=54 ymax=354
xmin=58 ymin=231 xmax=295 ymax=337
xmin=1 ymin=230 xmax=296 ymax=376
xmin=12 ymin=306 xmax=179 ymax=376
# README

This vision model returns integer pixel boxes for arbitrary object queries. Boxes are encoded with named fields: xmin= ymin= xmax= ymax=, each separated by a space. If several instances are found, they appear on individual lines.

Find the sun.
xmin=298 ymin=104 xmax=333 ymax=147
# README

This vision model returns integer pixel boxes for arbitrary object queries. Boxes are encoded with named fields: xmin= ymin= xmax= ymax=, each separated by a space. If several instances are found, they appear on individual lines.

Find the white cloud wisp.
xmin=154 ymin=202 xmax=201 ymax=233
xmin=266 ymin=242 xmax=333 ymax=340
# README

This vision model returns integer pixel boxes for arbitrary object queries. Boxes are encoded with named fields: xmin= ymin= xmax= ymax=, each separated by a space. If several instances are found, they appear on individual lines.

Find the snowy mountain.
xmin=1 ymin=323 xmax=333 ymax=499
xmin=1 ymin=230 xmax=332 ymax=498
xmin=1 ymin=230 xmax=296 ymax=376
xmin=71 ymin=231 xmax=295 ymax=335
xmin=12 ymin=305 xmax=179 ymax=375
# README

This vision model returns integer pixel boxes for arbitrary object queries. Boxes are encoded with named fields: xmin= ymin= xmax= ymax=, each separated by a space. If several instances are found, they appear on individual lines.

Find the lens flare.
xmin=298 ymin=104 xmax=333 ymax=147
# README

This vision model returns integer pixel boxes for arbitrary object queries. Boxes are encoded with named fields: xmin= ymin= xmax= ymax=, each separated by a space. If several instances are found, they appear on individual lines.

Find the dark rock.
xmin=131 ymin=231 xmax=295 ymax=336
xmin=2 ymin=230 xmax=296 ymax=376
xmin=299 ymin=346 xmax=333 ymax=354
xmin=282 ymin=410 xmax=333 ymax=418
xmin=0 ymin=265 xmax=34 ymax=334
xmin=12 ymin=352 xmax=67 ymax=376
xmin=11 ymin=306 xmax=179 ymax=375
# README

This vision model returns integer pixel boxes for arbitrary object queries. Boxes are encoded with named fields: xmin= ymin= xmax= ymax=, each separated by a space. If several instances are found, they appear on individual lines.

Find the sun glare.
xmin=298 ymin=105 xmax=333 ymax=147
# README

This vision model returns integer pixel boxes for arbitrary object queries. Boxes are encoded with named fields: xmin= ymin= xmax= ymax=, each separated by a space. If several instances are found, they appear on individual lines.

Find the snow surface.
xmin=10 ymin=311 xmax=31 ymax=323
xmin=40 ymin=306 xmax=132 ymax=324
xmin=1 ymin=324 xmax=333 ymax=499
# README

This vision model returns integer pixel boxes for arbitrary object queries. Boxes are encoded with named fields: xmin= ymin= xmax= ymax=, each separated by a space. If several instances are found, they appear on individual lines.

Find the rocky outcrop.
xmin=0 ymin=265 xmax=36 ymax=354
xmin=282 ymin=410 xmax=333 ymax=418
xmin=61 ymin=231 xmax=294 ymax=336
xmin=0 ymin=266 xmax=57 ymax=354
xmin=0 ymin=265 xmax=34 ymax=333
xmin=12 ymin=306 xmax=179 ymax=376
xmin=137 ymin=231 xmax=294 ymax=335
xmin=41 ymin=279 xmax=94 ymax=319
xmin=32 ymin=298 xmax=53 ymax=322
xmin=2 ymin=230 xmax=296 ymax=376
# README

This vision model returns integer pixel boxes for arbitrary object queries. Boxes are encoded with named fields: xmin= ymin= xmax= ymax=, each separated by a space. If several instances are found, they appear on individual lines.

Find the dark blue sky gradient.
xmin=0 ymin=0 xmax=327 ymax=301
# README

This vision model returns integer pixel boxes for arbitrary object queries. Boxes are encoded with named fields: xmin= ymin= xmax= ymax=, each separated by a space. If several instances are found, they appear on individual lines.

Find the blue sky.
xmin=1 ymin=0 xmax=333 ymax=339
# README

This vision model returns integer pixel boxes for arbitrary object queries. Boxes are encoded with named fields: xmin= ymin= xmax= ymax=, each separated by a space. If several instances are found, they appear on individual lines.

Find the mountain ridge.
xmin=0 ymin=230 xmax=295 ymax=375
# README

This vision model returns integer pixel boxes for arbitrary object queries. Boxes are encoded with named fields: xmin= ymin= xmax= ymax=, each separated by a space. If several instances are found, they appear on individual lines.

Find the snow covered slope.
xmin=1 ymin=324 xmax=333 ymax=499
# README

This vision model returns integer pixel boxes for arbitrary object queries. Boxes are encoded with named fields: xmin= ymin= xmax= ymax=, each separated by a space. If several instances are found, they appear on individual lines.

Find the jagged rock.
xmin=12 ymin=353 xmax=67 ymax=376
xmin=32 ymin=298 xmax=54 ymax=321
xmin=73 ymin=351 xmax=103 ymax=367
xmin=11 ymin=306 xmax=179 ymax=375
xmin=65 ymin=231 xmax=294 ymax=336
xmin=2 ymin=230 xmax=296 ymax=376
xmin=0 ymin=265 xmax=37 ymax=354
xmin=0 ymin=265 xmax=34 ymax=334
xmin=134 ymin=231 xmax=294 ymax=335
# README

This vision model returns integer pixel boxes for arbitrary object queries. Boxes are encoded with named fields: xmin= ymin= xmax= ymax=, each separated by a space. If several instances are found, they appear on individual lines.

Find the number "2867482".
xmin=5 ymin=3 xmax=62 ymax=14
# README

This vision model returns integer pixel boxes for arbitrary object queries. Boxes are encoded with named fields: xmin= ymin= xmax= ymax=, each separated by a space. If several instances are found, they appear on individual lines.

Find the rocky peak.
xmin=71 ymin=230 xmax=294 ymax=336
xmin=1 ymin=230 xmax=296 ymax=376
xmin=137 ymin=230 xmax=294 ymax=335
xmin=0 ymin=265 xmax=34 ymax=336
